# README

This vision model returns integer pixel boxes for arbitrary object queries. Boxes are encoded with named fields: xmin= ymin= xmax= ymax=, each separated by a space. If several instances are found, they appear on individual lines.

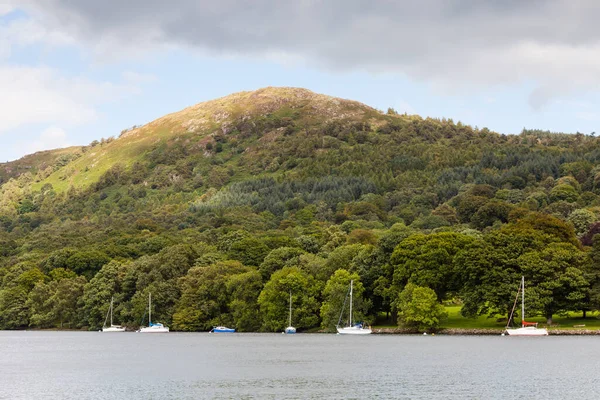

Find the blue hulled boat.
xmin=211 ymin=326 xmax=235 ymax=333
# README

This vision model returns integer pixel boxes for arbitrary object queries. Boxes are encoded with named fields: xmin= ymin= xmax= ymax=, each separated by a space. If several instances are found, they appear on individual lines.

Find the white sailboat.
xmin=505 ymin=276 xmax=548 ymax=336
xmin=284 ymin=291 xmax=296 ymax=334
xmin=336 ymin=280 xmax=371 ymax=335
xmin=102 ymin=296 xmax=125 ymax=332
xmin=138 ymin=293 xmax=169 ymax=333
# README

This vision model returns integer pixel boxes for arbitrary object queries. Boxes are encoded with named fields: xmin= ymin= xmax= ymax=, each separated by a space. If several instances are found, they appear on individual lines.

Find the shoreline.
xmin=5 ymin=327 xmax=600 ymax=335
xmin=373 ymin=327 xmax=600 ymax=335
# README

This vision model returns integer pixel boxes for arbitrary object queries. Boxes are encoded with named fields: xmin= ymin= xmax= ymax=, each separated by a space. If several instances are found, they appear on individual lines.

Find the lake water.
xmin=0 ymin=331 xmax=598 ymax=399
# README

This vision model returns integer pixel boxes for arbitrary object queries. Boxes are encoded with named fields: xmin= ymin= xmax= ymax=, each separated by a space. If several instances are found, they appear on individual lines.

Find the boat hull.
xmin=284 ymin=326 xmax=296 ymax=334
xmin=212 ymin=327 xmax=235 ymax=333
xmin=337 ymin=326 xmax=372 ymax=335
xmin=102 ymin=326 xmax=126 ymax=332
xmin=139 ymin=325 xmax=169 ymax=333
xmin=506 ymin=327 xmax=548 ymax=336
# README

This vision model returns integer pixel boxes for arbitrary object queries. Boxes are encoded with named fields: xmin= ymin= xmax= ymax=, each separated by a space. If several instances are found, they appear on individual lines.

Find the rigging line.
xmin=102 ymin=301 xmax=111 ymax=328
xmin=337 ymin=285 xmax=351 ymax=328
xmin=140 ymin=310 xmax=147 ymax=327
xmin=506 ymin=281 xmax=521 ymax=330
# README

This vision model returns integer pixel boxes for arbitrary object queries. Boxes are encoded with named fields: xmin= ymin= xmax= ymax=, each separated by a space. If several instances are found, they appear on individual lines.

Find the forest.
xmin=1 ymin=87 xmax=600 ymax=332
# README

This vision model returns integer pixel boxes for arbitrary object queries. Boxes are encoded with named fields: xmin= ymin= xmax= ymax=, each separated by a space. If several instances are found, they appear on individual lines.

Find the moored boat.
xmin=139 ymin=322 xmax=170 ymax=333
xmin=505 ymin=276 xmax=548 ymax=336
xmin=284 ymin=291 xmax=296 ymax=334
xmin=336 ymin=280 xmax=371 ymax=335
xmin=138 ymin=293 xmax=169 ymax=333
xmin=211 ymin=326 xmax=235 ymax=333
xmin=102 ymin=296 xmax=125 ymax=332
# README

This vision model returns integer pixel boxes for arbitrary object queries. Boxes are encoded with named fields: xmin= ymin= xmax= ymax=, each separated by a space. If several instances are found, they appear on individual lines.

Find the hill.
xmin=1 ymin=87 xmax=599 ymax=332
xmin=0 ymin=146 xmax=82 ymax=185
xmin=31 ymin=87 xmax=378 ymax=192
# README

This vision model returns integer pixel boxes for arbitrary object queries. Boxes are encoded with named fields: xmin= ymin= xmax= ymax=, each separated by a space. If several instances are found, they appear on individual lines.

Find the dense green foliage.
xmin=2 ymin=88 xmax=600 ymax=331
xmin=396 ymin=283 xmax=447 ymax=331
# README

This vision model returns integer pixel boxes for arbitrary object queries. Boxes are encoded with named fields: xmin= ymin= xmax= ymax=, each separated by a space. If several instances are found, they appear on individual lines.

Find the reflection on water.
xmin=0 ymin=331 xmax=598 ymax=399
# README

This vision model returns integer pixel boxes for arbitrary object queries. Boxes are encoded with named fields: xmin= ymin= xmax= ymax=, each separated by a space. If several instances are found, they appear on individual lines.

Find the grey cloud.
xmin=21 ymin=0 xmax=600 ymax=105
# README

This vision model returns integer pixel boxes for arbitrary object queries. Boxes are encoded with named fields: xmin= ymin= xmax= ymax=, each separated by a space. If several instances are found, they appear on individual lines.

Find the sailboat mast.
xmin=110 ymin=296 xmax=114 ymax=326
xmin=288 ymin=291 xmax=292 ymax=327
xmin=349 ymin=280 xmax=353 ymax=327
xmin=149 ymin=292 xmax=152 ymax=327
xmin=521 ymin=276 xmax=525 ymax=328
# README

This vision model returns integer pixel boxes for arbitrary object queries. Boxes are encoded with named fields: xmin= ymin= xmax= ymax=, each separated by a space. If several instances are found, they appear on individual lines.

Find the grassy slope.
xmin=375 ymin=307 xmax=600 ymax=330
xmin=32 ymin=87 xmax=379 ymax=192
xmin=0 ymin=146 xmax=82 ymax=184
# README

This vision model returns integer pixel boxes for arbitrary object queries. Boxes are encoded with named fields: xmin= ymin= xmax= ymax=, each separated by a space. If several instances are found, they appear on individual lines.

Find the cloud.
xmin=28 ymin=126 xmax=71 ymax=153
xmin=8 ymin=126 xmax=72 ymax=162
xmin=0 ymin=4 xmax=15 ymax=16
xmin=16 ymin=0 xmax=600 ymax=106
xmin=0 ymin=13 xmax=75 ymax=58
xmin=0 ymin=65 xmax=138 ymax=134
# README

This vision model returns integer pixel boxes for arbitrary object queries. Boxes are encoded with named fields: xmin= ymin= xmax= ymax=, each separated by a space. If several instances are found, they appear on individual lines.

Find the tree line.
xmin=0 ymin=209 xmax=596 ymax=332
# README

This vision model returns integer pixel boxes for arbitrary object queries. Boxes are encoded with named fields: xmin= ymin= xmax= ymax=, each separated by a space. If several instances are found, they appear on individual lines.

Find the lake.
xmin=0 ymin=331 xmax=598 ymax=399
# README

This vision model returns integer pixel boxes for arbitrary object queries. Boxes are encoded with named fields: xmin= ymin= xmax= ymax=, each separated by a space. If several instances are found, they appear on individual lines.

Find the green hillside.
xmin=0 ymin=146 xmax=82 ymax=186
xmin=1 ymin=87 xmax=600 ymax=332
xmin=33 ymin=87 xmax=378 ymax=192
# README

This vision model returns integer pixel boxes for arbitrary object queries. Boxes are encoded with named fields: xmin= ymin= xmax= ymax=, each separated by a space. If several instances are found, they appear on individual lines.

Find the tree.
xmin=153 ymin=244 xmax=198 ymax=281
xmin=396 ymin=283 xmax=447 ymax=331
xmin=50 ymin=276 xmax=86 ymax=328
xmin=470 ymin=200 xmax=513 ymax=229
xmin=519 ymin=242 xmax=589 ymax=324
xmin=81 ymin=261 xmax=128 ymax=329
xmin=43 ymin=248 xmax=78 ymax=272
xmin=411 ymin=214 xmax=451 ymax=230
xmin=455 ymin=195 xmax=489 ymax=223
xmin=391 ymin=232 xmax=476 ymax=300
xmin=259 ymin=247 xmax=305 ymax=280
xmin=457 ymin=227 xmax=547 ymax=319
xmin=172 ymin=261 xmax=250 ymax=331
xmin=228 ymin=237 xmax=270 ymax=267
xmin=27 ymin=282 xmax=54 ymax=328
xmin=258 ymin=267 xmax=320 ymax=332
xmin=585 ymin=236 xmax=600 ymax=316
xmin=27 ymin=276 xmax=87 ymax=328
xmin=322 ymin=244 xmax=366 ymax=283
xmin=347 ymin=229 xmax=378 ymax=245
xmin=226 ymin=270 xmax=263 ymax=331
xmin=567 ymin=209 xmax=596 ymax=237
xmin=513 ymin=213 xmax=580 ymax=248
xmin=0 ymin=263 xmax=45 ymax=329
xmin=0 ymin=287 xmax=29 ymax=329
xmin=320 ymin=269 xmax=369 ymax=332
xmin=66 ymin=250 xmax=111 ymax=280
xmin=346 ymin=245 xmax=389 ymax=317
xmin=431 ymin=204 xmax=459 ymax=224
xmin=549 ymin=184 xmax=579 ymax=203
xmin=377 ymin=223 xmax=414 ymax=255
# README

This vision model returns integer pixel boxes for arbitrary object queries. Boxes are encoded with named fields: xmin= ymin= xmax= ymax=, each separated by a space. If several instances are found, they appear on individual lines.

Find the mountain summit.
xmin=123 ymin=86 xmax=378 ymax=140
xmin=2 ymin=87 xmax=383 ymax=190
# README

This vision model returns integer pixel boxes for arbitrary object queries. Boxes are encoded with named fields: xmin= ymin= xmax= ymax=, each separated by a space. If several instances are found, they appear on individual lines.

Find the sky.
xmin=1 ymin=0 xmax=600 ymax=161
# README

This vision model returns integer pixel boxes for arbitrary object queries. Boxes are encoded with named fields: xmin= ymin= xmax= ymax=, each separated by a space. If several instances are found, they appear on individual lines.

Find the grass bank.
xmin=374 ymin=306 xmax=600 ymax=331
